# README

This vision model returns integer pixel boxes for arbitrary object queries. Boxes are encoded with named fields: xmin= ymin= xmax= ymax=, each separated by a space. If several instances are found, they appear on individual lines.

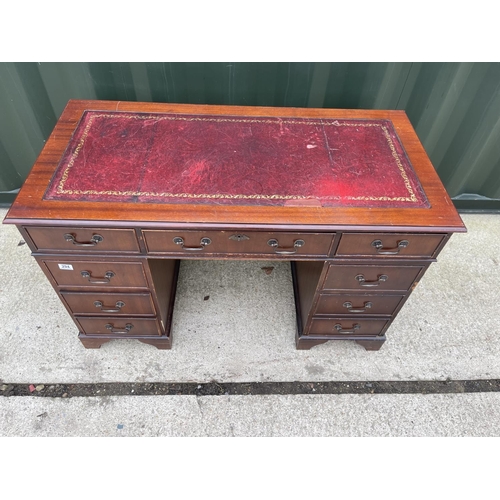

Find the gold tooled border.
xmin=54 ymin=113 xmax=419 ymax=203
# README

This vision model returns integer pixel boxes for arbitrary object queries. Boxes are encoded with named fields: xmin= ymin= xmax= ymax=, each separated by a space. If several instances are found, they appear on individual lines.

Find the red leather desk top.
xmin=44 ymin=111 xmax=429 ymax=209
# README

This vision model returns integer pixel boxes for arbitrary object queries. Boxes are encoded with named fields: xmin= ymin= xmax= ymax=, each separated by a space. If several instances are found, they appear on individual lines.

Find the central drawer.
xmin=143 ymin=230 xmax=335 ymax=257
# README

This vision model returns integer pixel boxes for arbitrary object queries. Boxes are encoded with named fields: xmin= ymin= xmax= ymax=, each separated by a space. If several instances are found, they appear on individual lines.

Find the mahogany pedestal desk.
xmin=3 ymin=100 xmax=466 ymax=351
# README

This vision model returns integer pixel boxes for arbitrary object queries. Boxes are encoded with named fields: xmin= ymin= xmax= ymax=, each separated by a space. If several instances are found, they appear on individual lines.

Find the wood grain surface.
xmin=4 ymin=100 xmax=466 ymax=233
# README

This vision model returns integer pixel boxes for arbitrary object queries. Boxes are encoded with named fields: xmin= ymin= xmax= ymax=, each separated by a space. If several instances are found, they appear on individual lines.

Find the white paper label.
xmin=58 ymin=264 xmax=74 ymax=270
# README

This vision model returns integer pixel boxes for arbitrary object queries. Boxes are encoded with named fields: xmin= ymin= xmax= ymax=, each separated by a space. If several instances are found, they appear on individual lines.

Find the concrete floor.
xmin=1 ymin=209 xmax=499 ymax=436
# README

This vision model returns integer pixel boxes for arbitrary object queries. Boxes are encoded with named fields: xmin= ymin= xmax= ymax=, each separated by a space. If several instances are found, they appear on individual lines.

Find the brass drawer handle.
xmin=173 ymin=236 xmax=211 ymax=251
xmin=355 ymin=274 xmax=388 ymax=287
xmin=94 ymin=300 xmax=125 ymax=313
xmin=81 ymin=270 xmax=115 ymax=283
xmin=371 ymin=239 xmax=409 ymax=255
xmin=343 ymin=301 xmax=372 ymax=313
xmin=334 ymin=323 xmax=360 ymax=334
xmin=64 ymin=233 xmax=103 ymax=246
xmin=105 ymin=323 xmax=133 ymax=334
xmin=267 ymin=238 xmax=305 ymax=255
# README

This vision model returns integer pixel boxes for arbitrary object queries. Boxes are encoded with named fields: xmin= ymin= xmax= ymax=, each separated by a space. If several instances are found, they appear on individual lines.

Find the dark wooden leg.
xmin=79 ymin=333 xmax=171 ymax=349
xmin=78 ymin=334 xmax=112 ymax=349
xmin=296 ymin=335 xmax=329 ymax=350
xmin=139 ymin=337 xmax=172 ymax=350
xmin=355 ymin=337 xmax=386 ymax=351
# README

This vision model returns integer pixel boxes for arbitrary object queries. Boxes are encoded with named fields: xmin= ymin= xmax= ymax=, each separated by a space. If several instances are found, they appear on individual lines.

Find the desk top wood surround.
xmin=4 ymin=100 xmax=465 ymax=233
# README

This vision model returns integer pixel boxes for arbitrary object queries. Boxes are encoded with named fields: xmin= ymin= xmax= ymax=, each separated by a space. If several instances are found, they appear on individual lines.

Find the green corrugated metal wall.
xmin=1 ymin=62 xmax=499 ymax=209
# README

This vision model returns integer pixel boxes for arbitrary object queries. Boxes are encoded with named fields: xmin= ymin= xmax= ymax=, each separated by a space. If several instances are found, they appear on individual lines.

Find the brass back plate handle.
xmin=105 ymin=323 xmax=133 ymax=334
xmin=94 ymin=300 xmax=125 ymax=313
xmin=173 ymin=236 xmax=212 ymax=251
xmin=267 ymin=238 xmax=305 ymax=255
xmin=343 ymin=301 xmax=373 ymax=313
xmin=64 ymin=233 xmax=103 ymax=246
xmin=371 ymin=239 xmax=409 ymax=255
xmin=355 ymin=274 xmax=388 ymax=287
xmin=334 ymin=323 xmax=361 ymax=334
xmin=81 ymin=271 xmax=115 ymax=284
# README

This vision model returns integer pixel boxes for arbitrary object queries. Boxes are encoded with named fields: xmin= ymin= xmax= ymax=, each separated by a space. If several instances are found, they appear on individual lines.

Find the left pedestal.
xmin=20 ymin=225 xmax=179 ymax=349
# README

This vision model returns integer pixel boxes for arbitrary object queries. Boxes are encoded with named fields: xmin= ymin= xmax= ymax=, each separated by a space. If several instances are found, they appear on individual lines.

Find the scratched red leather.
xmin=44 ymin=111 xmax=429 ymax=208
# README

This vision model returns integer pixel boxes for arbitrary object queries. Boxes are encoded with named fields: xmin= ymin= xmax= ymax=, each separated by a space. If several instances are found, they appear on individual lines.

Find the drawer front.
xmin=309 ymin=318 xmax=389 ymax=336
xmin=323 ymin=264 xmax=425 ymax=292
xmin=43 ymin=261 xmax=148 ymax=288
xmin=143 ymin=230 xmax=334 ymax=257
xmin=61 ymin=292 xmax=155 ymax=316
xmin=315 ymin=293 xmax=405 ymax=316
xmin=76 ymin=317 xmax=161 ymax=336
xmin=26 ymin=227 xmax=140 ymax=253
xmin=336 ymin=233 xmax=445 ymax=258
